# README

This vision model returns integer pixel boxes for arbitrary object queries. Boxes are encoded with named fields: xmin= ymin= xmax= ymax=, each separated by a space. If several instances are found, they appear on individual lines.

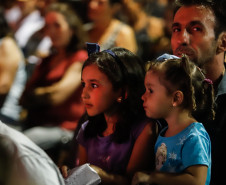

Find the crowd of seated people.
xmin=3 ymin=1 xmax=222 ymax=185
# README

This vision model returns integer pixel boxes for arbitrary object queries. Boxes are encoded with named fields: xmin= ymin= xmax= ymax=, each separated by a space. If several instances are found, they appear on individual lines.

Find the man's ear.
xmin=172 ymin=90 xmax=183 ymax=107
xmin=216 ymin=32 xmax=226 ymax=54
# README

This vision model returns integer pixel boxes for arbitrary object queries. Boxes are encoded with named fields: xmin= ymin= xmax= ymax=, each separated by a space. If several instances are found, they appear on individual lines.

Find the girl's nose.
xmin=141 ymin=92 xmax=146 ymax=101
xmin=81 ymin=88 xmax=90 ymax=99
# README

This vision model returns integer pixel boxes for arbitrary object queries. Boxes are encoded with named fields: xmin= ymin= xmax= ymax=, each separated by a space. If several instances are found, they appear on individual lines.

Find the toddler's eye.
xmin=149 ymin=88 xmax=153 ymax=93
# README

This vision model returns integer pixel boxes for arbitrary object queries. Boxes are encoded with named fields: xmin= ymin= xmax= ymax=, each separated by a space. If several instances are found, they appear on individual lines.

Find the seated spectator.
xmin=1 ymin=0 xmax=22 ymax=32
xmin=61 ymin=44 xmax=158 ymax=185
xmin=0 ymin=121 xmax=64 ymax=185
xmin=132 ymin=54 xmax=214 ymax=185
xmin=84 ymin=0 xmax=137 ymax=53
xmin=121 ymin=0 xmax=165 ymax=62
xmin=13 ymin=0 xmax=45 ymax=52
xmin=0 ymin=8 xmax=27 ymax=128
xmin=19 ymin=2 xmax=88 ymax=161
xmin=22 ymin=0 xmax=58 ymax=78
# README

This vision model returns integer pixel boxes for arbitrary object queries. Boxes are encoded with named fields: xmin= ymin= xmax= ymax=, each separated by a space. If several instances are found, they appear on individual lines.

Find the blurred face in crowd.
xmin=171 ymin=5 xmax=217 ymax=67
xmin=36 ymin=0 xmax=57 ymax=16
xmin=87 ymin=0 xmax=116 ymax=21
xmin=44 ymin=11 xmax=72 ymax=49
xmin=17 ymin=0 xmax=38 ymax=17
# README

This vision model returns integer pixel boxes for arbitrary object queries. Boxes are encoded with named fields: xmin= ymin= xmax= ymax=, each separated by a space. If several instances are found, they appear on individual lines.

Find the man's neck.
xmin=203 ymin=53 xmax=225 ymax=87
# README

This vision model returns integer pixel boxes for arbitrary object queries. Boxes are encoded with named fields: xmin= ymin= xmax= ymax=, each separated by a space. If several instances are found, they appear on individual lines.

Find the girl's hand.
xmin=89 ymin=165 xmax=108 ymax=183
xmin=89 ymin=165 xmax=104 ymax=176
xmin=132 ymin=172 xmax=152 ymax=185
xmin=61 ymin=165 xmax=70 ymax=178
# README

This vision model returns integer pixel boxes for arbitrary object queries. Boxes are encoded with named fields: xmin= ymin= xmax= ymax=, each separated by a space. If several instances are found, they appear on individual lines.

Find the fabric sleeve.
xmin=20 ymin=155 xmax=64 ymax=185
xmin=182 ymin=129 xmax=211 ymax=169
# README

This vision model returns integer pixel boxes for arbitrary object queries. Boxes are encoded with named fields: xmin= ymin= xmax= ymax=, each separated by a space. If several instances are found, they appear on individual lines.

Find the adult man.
xmin=0 ymin=121 xmax=65 ymax=185
xmin=171 ymin=0 xmax=226 ymax=184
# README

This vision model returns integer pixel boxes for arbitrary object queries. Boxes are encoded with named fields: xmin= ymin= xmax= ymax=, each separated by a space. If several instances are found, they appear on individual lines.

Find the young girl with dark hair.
xmin=62 ymin=44 xmax=158 ymax=185
xmin=132 ymin=54 xmax=215 ymax=185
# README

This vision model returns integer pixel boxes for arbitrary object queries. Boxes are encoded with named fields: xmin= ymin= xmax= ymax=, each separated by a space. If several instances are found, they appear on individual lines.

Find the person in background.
xmin=84 ymin=0 xmax=138 ymax=53
xmin=1 ymin=0 xmax=22 ymax=32
xmin=62 ymin=44 xmax=158 ymax=184
xmin=0 ymin=8 xmax=27 ymax=128
xmin=132 ymin=54 xmax=214 ymax=185
xmin=19 ymin=2 xmax=88 ymax=162
xmin=0 ymin=121 xmax=65 ymax=185
xmin=13 ymin=0 xmax=45 ymax=52
xmin=171 ymin=0 xmax=226 ymax=184
xmin=23 ymin=0 xmax=58 ymax=79
xmin=145 ymin=0 xmax=169 ymax=18
xmin=24 ymin=0 xmax=58 ymax=58
xmin=121 ymin=0 xmax=165 ymax=62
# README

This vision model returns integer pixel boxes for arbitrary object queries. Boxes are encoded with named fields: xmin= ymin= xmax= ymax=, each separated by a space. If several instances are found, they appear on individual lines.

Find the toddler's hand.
xmin=132 ymin=171 xmax=151 ymax=185
xmin=61 ymin=165 xmax=70 ymax=178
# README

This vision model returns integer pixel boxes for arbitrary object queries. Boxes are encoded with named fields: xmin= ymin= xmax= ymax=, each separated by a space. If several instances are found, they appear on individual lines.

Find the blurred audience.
xmin=152 ymin=1 xmax=174 ymax=56
xmin=84 ymin=0 xmax=137 ymax=53
xmin=121 ymin=0 xmax=165 ymax=62
xmin=23 ymin=0 xmax=58 ymax=78
xmin=0 ymin=8 xmax=27 ymax=128
xmin=146 ymin=0 xmax=169 ymax=18
xmin=13 ymin=0 xmax=45 ymax=52
xmin=0 ymin=0 xmax=22 ymax=31
xmin=19 ymin=2 xmax=88 ymax=162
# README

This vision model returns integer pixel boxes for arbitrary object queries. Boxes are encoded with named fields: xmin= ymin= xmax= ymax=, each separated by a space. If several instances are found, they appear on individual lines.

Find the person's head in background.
xmin=85 ymin=0 xmax=122 ymax=22
xmin=120 ymin=0 xmax=151 ymax=26
xmin=171 ymin=0 xmax=226 ymax=77
xmin=44 ymin=2 xmax=87 ymax=55
xmin=36 ymin=0 xmax=58 ymax=16
xmin=16 ymin=0 xmax=38 ymax=18
xmin=142 ymin=55 xmax=215 ymax=124
xmin=81 ymin=46 xmax=146 ymax=142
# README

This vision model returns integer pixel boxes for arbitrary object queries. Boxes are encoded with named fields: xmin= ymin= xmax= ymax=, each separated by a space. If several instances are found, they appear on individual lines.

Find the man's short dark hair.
xmin=174 ymin=0 xmax=226 ymax=38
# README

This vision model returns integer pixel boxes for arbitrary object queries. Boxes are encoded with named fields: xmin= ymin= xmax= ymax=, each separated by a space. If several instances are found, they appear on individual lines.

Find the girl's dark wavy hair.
xmin=46 ymin=2 xmax=87 ymax=55
xmin=81 ymin=47 xmax=146 ymax=143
